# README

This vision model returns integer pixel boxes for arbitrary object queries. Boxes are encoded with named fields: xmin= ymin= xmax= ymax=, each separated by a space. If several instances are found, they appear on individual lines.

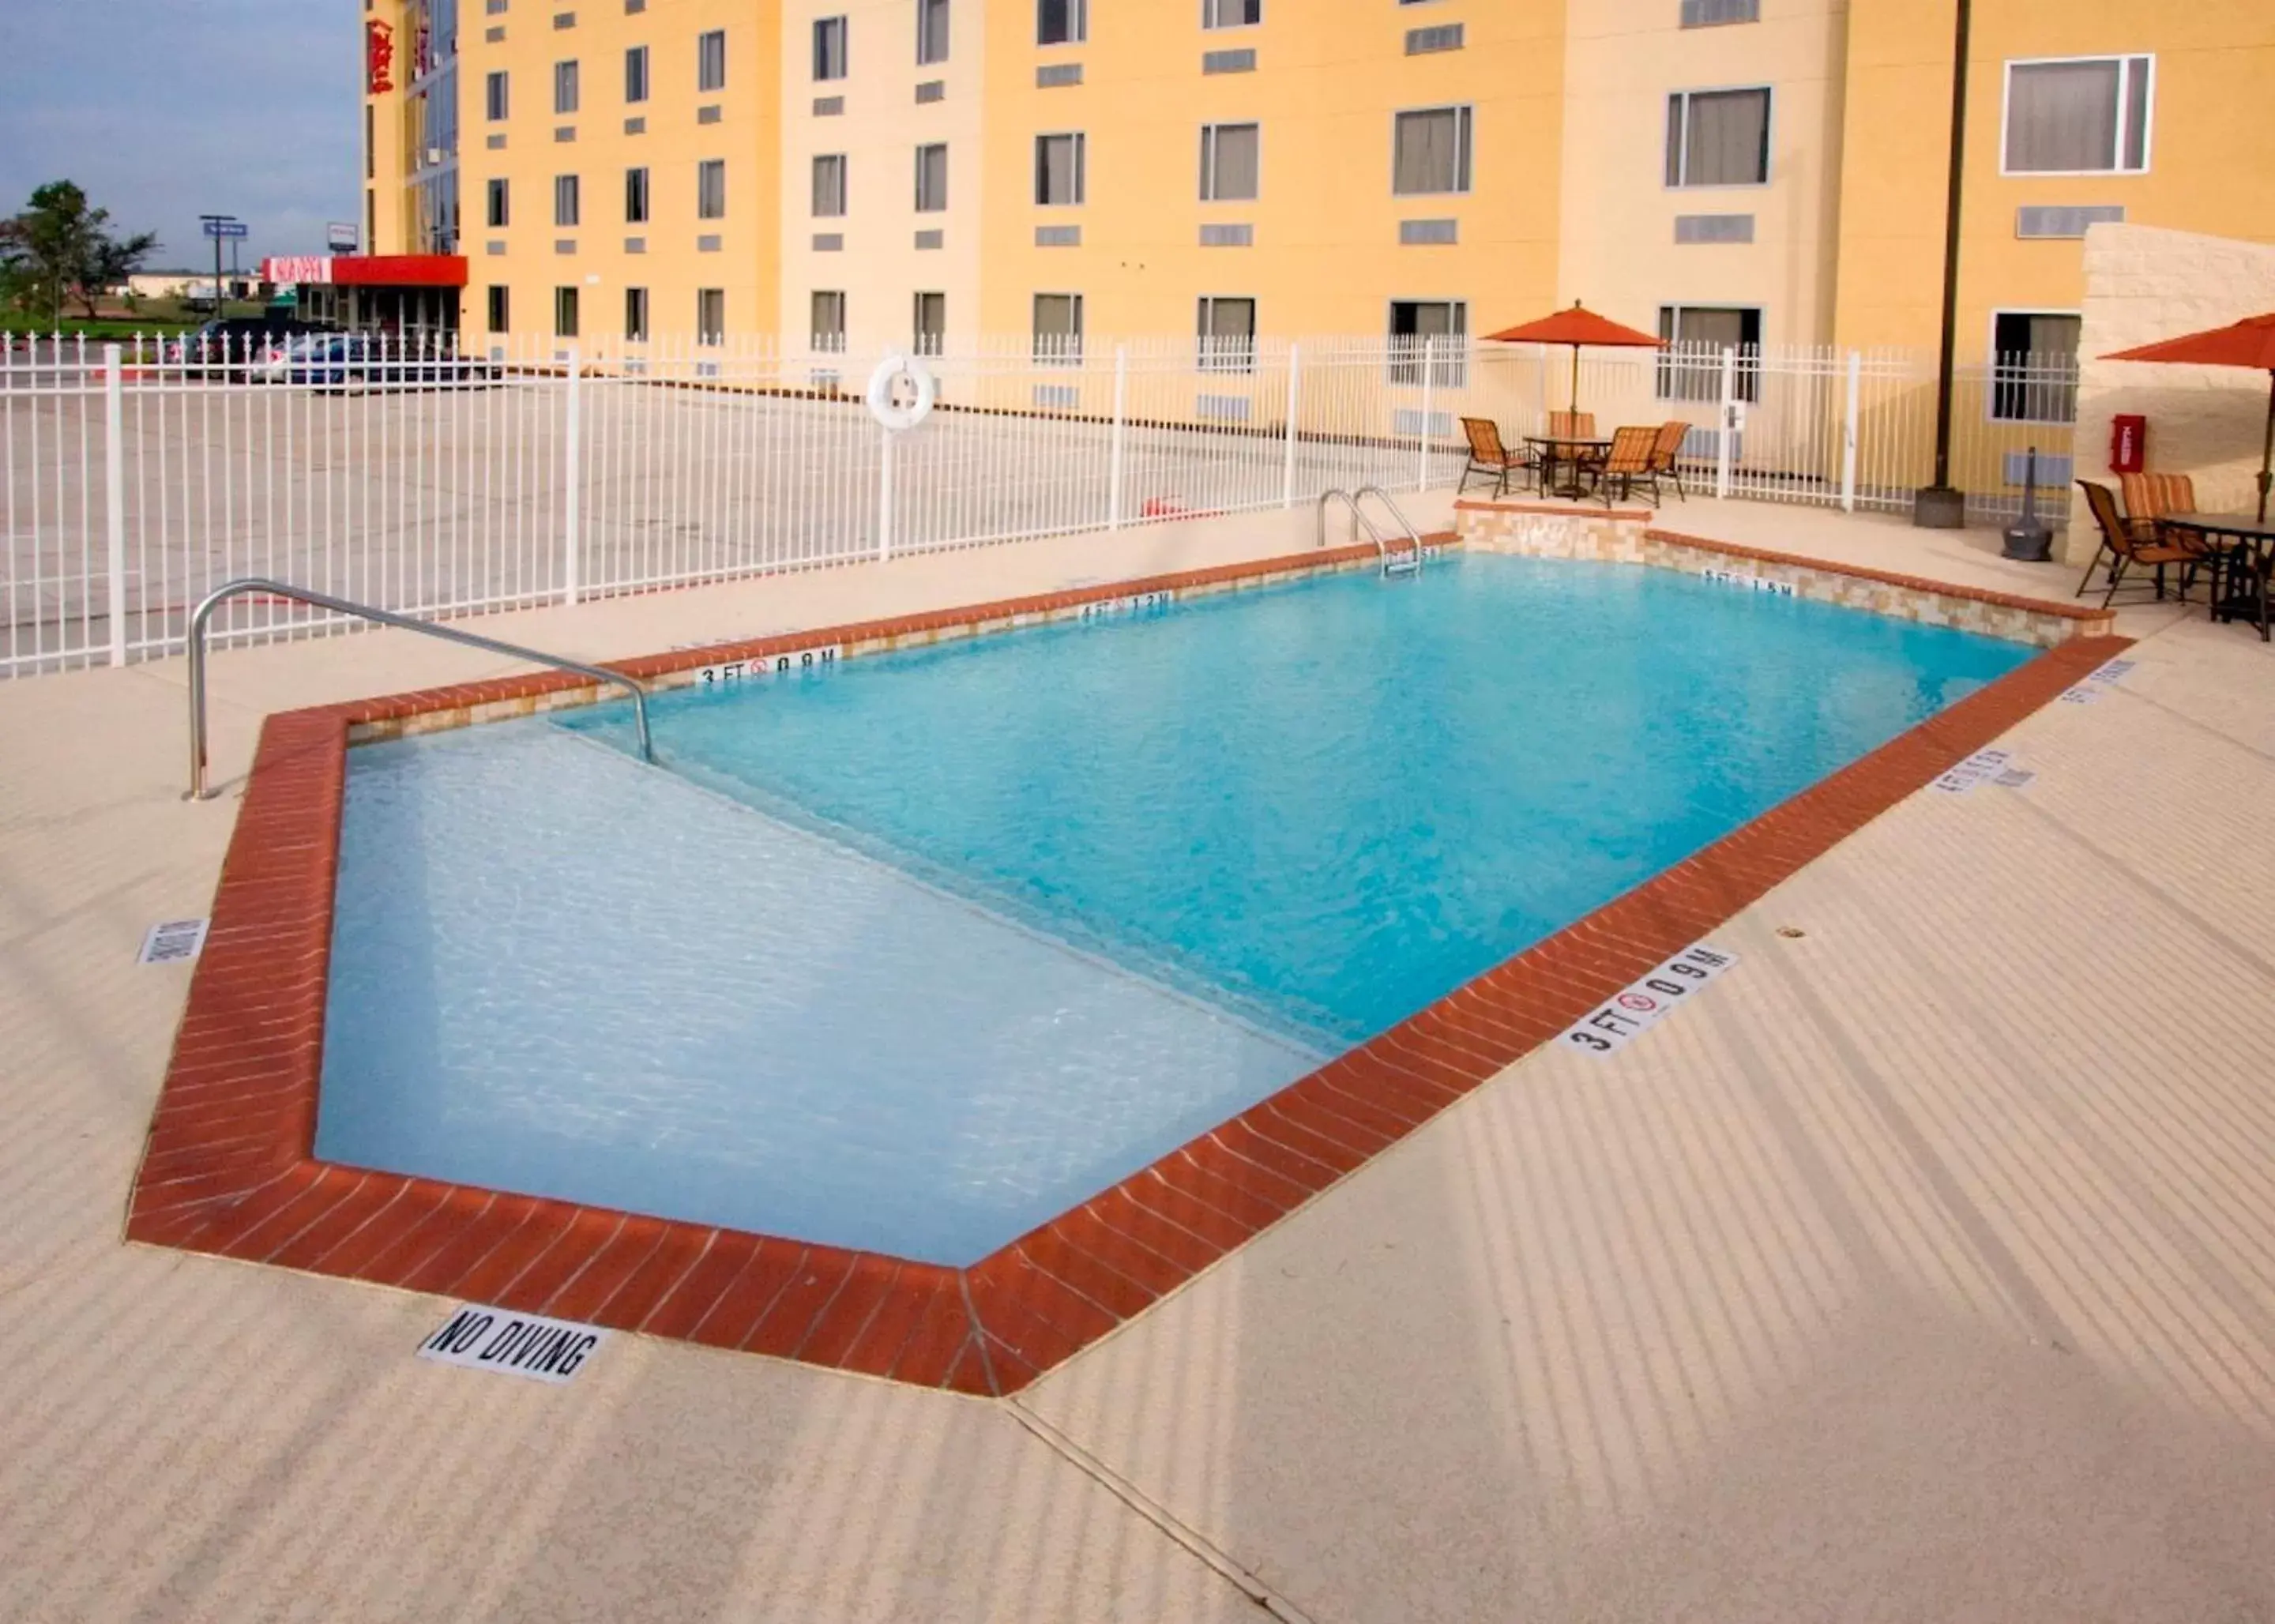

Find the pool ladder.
xmin=1318 ymin=487 xmax=1427 ymax=577
xmin=184 ymin=577 xmax=654 ymax=800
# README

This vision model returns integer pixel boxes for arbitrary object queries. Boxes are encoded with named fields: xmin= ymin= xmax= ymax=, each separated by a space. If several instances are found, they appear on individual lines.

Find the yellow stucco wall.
xmin=1834 ymin=0 xmax=2275 ymax=353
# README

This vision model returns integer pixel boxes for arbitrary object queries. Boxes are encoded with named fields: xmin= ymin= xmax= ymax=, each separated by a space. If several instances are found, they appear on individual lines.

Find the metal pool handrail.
xmin=1352 ymin=485 xmax=1426 ymax=574
xmin=185 ymin=577 xmax=654 ymax=800
xmin=1317 ymin=487 xmax=1423 ymax=576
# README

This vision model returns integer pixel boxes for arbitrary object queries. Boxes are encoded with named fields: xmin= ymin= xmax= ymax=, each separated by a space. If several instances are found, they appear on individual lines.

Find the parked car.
xmin=165 ymin=317 xmax=334 ymax=378
xmin=275 ymin=332 xmax=499 ymax=393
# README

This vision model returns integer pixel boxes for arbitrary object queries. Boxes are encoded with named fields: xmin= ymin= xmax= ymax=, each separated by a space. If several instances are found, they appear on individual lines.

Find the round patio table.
xmin=2161 ymin=513 xmax=2275 ymax=642
xmin=1525 ymin=435 xmax=1611 ymax=501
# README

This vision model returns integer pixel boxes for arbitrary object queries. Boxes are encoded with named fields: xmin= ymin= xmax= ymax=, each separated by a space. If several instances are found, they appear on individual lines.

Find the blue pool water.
xmin=318 ymin=554 xmax=2033 ymax=1264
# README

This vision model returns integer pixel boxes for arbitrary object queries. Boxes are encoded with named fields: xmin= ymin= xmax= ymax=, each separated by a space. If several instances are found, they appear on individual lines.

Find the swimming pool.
xmin=315 ymin=553 xmax=2033 ymax=1265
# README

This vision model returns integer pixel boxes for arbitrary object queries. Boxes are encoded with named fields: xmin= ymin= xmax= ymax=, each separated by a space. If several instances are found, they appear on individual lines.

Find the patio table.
xmin=2161 ymin=513 xmax=2275 ymax=641
xmin=1526 ymin=435 xmax=1612 ymax=501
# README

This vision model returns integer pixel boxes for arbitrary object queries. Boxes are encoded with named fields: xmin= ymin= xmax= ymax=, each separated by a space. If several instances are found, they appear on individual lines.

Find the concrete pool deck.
xmin=4 ymin=494 xmax=2273 ymax=1621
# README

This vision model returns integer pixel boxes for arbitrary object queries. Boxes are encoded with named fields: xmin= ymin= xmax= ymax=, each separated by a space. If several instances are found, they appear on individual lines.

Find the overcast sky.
xmin=0 ymin=0 xmax=356 ymax=270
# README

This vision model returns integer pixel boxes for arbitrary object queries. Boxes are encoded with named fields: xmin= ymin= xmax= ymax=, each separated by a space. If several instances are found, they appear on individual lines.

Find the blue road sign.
xmin=201 ymin=220 xmax=250 ymax=239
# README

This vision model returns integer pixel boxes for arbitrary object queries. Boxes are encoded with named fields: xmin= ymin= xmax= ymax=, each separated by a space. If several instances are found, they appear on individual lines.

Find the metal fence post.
xmin=1418 ymin=336 xmax=1438 ymax=491
xmin=878 ymin=425 xmax=896 ymax=562
xmin=103 ymin=344 xmax=127 ymax=666
xmin=1841 ymin=349 xmax=1862 ymax=513
xmin=1108 ymin=344 xmax=1127 ymax=531
xmin=1715 ymin=345 xmax=1738 ymax=500
xmin=1281 ymin=341 xmax=1302 ymax=509
xmin=562 ymin=344 xmax=582 ymax=604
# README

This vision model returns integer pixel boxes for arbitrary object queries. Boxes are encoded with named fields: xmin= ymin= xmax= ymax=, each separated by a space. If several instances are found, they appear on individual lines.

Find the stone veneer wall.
xmin=1456 ymin=501 xmax=2112 ymax=648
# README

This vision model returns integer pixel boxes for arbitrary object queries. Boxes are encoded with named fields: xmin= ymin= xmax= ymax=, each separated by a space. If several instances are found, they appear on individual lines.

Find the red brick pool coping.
xmin=126 ymin=539 xmax=2130 ymax=1397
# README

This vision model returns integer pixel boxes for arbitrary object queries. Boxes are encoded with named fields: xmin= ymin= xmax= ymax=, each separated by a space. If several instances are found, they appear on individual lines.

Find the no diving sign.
xmin=419 ymin=1304 xmax=607 ymax=1384
xmin=1559 ymin=942 xmax=1737 ymax=1058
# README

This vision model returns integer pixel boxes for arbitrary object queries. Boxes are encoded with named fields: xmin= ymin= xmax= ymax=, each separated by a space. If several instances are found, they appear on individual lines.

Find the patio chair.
xmin=1598 ymin=427 xmax=1664 ymax=506
xmin=2077 ymin=480 xmax=2202 ymax=607
xmin=2118 ymin=471 xmax=2198 ymax=544
xmin=1457 ymin=416 xmax=1532 ymax=499
xmin=1648 ymin=420 xmax=1691 ymax=501
xmin=1546 ymin=410 xmax=1597 ymax=443
xmin=1542 ymin=410 xmax=1606 ymax=494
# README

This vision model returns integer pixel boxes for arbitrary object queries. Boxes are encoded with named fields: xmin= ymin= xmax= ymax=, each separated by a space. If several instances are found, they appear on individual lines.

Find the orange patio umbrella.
xmin=1484 ymin=302 xmax=1666 ymax=419
xmin=2103 ymin=312 xmax=2275 ymax=521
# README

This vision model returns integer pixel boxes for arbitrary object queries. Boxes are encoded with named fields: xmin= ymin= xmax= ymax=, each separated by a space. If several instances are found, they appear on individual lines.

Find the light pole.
xmin=1914 ymin=0 xmax=1973 ymax=528
xmin=197 ymin=212 xmax=243 ymax=315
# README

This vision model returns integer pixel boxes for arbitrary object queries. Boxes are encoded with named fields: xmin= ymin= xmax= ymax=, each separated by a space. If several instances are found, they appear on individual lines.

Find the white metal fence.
xmin=1 ymin=330 xmax=2077 ymax=678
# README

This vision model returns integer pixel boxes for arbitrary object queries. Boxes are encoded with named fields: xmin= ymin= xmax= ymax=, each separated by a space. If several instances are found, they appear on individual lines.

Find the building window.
xmin=486 ymin=177 xmax=510 ymax=227
xmin=623 ymin=166 xmax=649 ymax=222
xmin=698 ymin=159 xmax=726 ymax=219
xmin=1198 ymin=295 xmax=1256 ymax=372
xmin=812 ymin=153 xmax=848 ymax=216
xmin=914 ymin=291 xmax=946 ymax=353
xmin=1679 ymin=0 xmax=1758 ymax=24
xmin=1990 ymin=311 xmax=2082 ymax=422
xmin=698 ymin=288 xmax=725 ymax=344
xmin=1033 ymin=291 xmax=1084 ymax=363
xmin=1036 ymin=133 xmax=1085 ymax=205
xmin=1392 ymin=106 xmax=1472 ymax=195
xmin=485 ymin=70 xmax=510 ymax=120
xmin=915 ymin=143 xmax=949 ymax=212
xmin=553 ymin=174 xmax=581 ymax=226
xmin=813 ymin=17 xmax=848 ymax=80
xmin=1387 ymin=299 xmax=1465 ymax=385
xmin=487 ymin=284 xmax=510 ymax=332
xmin=918 ymin=0 xmax=950 ymax=65
xmin=555 ymin=284 xmax=580 ymax=336
xmin=1037 ymin=0 xmax=1085 ymax=47
xmin=366 ymin=189 xmax=375 ymax=253
xmin=1664 ymin=88 xmax=1770 ymax=186
xmin=2004 ymin=58 xmax=2151 ymax=175
xmin=1199 ymin=122 xmax=1259 ymax=201
xmin=624 ymin=45 xmax=649 ymax=103
xmin=624 ymin=285 xmax=649 ymax=340
xmin=1202 ymin=0 xmax=1259 ymax=26
xmin=554 ymin=59 xmax=580 ymax=114
xmin=811 ymin=289 xmax=847 ymax=351
xmin=1656 ymin=304 xmax=1762 ymax=400
xmin=698 ymin=28 xmax=728 ymax=92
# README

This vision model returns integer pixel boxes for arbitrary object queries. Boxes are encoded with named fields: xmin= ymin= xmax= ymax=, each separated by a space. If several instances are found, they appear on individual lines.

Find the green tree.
xmin=0 ymin=181 xmax=159 ymax=325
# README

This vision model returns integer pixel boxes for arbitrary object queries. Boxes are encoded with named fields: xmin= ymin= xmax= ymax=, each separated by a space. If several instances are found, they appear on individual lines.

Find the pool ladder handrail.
xmin=1316 ymin=487 xmax=1426 ymax=577
xmin=186 ymin=577 xmax=654 ymax=801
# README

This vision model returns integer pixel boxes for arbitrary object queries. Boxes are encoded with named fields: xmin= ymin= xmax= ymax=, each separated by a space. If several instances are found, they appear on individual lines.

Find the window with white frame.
xmin=812 ymin=154 xmax=847 ymax=216
xmin=624 ymin=46 xmax=649 ymax=103
xmin=914 ymin=290 xmax=946 ymax=354
xmin=915 ymin=143 xmax=949 ymax=212
xmin=554 ymin=59 xmax=580 ymax=114
xmin=1990 ymin=310 xmax=2081 ymax=422
xmin=1203 ymin=0 xmax=1260 ymax=27
xmin=624 ymin=285 xmax=649 ymax=340
xmin=918 ymin=0 xmax=950 ymax=65
xmin=1036 ymin=133 xmax=1085 ymax=205
xmin=1037 ymin=0 xmax=1085 ymax=47
xmin=1392 ymin=107 xmax=1472 ymax=195
xmin=485 ymin=70 xmax=510 ymax=119
xmin=1033 ymin=291 xmax=1083 ymax=363
xmin=1387 ymin=299 xmax=1465 ymax=385
xmin=623 ymin=166 xmax=648 ymax=222
xmin=813 ymin=17 xmax=848 ymax=80
xmin=2004 ymin=57 xmax=2151 ymax=174
xmin=1656 ymin=304 xmax=1761 ymax=401
xmin=698 ymin=29 xmax=728 ymax=92
xmin=1664 ymin=88 xmax=1769 ymax=186
xmin=1198 ymin=295 xmax=1256 ymax=372
xmin=554 ymin=173 xmax=581 ymax=226
xmin=1199 ymin=122 xmax=1259 ymax=201
xmin=486 ymin=177 xmax=510 ymax=227
xmin=810 ymin=289 xmax=847 ymax=351
xmin=698 ymin=288 xmax=725 ymax=345
xmin=554 ymin=284 xmax=580 ymax=336
xmin=697 ymin=159 xmax=726 ymax=219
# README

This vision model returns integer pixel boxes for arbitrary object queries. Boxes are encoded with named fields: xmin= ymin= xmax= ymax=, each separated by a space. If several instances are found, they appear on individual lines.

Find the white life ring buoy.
xmin=865 ymin=352 xmax=938 ymax=432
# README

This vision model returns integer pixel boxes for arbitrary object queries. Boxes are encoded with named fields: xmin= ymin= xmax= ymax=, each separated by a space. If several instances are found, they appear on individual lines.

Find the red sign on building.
xmin=366 ymin=20 xmax=395 ymax=94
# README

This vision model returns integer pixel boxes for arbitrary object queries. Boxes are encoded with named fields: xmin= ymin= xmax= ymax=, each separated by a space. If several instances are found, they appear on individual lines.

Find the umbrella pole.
xmin=1569 ymin=345 xmax=1581 ymax=418
xmin=2260 ymin=371 xmax=2273 ymax=524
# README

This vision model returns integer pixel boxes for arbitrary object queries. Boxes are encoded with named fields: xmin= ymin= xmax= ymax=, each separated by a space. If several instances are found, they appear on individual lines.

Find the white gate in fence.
xmin=1 ymin=331 xmax=2076 ymax=679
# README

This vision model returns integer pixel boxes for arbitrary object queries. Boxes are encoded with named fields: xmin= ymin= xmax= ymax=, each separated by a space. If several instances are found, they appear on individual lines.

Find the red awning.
xmin=2104 ymin=312 xmax=2275 ymax=371
xmin=260 ymin=254 xmax=468 ymax=288
xmin=1483 ymin=303 xmax=1664 ymax=348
